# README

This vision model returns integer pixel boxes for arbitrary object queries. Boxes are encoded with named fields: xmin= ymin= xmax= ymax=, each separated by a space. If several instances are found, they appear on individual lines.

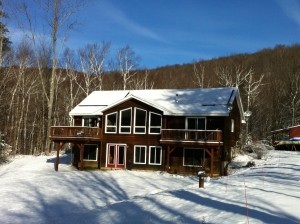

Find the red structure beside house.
xmin=49 ymin=87 xmax=245 ymax=176
xmin=271 ymin=125 xmax=300 ymax=151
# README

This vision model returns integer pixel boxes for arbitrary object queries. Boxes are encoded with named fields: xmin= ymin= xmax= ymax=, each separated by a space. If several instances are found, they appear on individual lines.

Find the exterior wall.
xmin=223 ymin=98 xmax=241 ymax=160
xmin=100 ymin=98 xmax=164 ymax=171
xmin=68 ymin=97 xmax=242 ymax=176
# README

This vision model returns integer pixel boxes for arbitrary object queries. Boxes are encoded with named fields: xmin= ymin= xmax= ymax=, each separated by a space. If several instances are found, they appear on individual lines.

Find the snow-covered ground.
xmin=0 ymin=150 xmax=300 ymax=224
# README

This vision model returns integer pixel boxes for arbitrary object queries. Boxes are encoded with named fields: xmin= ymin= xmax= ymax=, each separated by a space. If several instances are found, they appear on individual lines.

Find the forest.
xmin=0 ymin=1 xmax=300 ymax=156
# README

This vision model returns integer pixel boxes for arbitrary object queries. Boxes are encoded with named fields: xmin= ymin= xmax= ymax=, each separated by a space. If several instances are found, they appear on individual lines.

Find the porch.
xmin=160 ymin=129 xmax=223 ymax=146
xmin=49 ymin=126 xmax=102 ymax=141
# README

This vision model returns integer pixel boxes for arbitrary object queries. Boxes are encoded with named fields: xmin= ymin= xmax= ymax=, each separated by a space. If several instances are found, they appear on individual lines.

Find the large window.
xmin=149 ymin=146 xmax=162 ymax=165
xmin=83 ymin=144 xmax=98 ymax=161
xmin=149 ymin=112 xmax=162 ymax=134
xmin=134 ymin=145 xmax=147 ymax=164
xmin=134 ymin=108 xmax=147 ymax=134
xmin=183 ymin=148 xmax=204 ymax=167
xmin=119 ymin=108 xmax=132 ymax=134
xmin=105 ymin=112 xmax=117 ymax=133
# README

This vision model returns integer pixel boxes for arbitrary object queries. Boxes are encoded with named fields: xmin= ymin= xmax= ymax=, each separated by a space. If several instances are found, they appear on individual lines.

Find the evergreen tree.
xmin=0 ymin=1 xmax=11 ymax=53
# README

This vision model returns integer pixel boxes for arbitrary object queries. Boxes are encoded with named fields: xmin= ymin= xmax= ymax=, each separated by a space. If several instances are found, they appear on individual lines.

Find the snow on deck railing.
xmin=161 ymin=129 xmax=222 ymax=142
xmin=50 ymin=126 xmax=101 ymax=138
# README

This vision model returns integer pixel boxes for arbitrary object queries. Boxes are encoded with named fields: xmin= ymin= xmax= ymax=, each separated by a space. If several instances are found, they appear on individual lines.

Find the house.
xmin=271 ymin=125 xmax=300 ymax=151
xmin=49 ymin=87 xmax=245 ymax=176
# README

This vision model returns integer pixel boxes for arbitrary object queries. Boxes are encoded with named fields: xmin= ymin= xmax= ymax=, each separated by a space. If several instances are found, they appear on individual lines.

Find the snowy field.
xmin=0 ymin=150 xmax=300 ymax=224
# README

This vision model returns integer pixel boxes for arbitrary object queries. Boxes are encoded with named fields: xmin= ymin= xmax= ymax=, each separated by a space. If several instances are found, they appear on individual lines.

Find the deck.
xmin=49 ymin=126 xmax=102 ymax=142
xmin=160 ymin=129 xmax=223 ymax=146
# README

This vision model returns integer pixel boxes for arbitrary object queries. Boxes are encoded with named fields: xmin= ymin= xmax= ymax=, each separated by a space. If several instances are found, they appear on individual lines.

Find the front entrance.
xmin=107 ymin=144 xmax=126 ymax=168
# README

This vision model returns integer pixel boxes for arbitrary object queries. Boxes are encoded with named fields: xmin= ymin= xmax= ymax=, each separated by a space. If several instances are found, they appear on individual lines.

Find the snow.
xmin=69 ymin=88 xmax=240 ymax=117
xmin=1 ymin=150 xmax=300 ymax=224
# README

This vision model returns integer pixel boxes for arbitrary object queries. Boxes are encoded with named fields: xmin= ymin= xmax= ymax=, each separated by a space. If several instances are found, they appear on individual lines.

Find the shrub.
xmin=246 ymin=161 xmax=255 ymax=167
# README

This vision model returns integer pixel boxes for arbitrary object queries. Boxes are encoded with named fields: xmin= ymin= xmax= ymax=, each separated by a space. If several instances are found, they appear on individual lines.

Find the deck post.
xmin=55 ymin=142 xmax=63 ymax=171
xmin=210 ymin=148 xmax=214 ymax=177
xmin=79 ymin=144 xmax=84 ymax=170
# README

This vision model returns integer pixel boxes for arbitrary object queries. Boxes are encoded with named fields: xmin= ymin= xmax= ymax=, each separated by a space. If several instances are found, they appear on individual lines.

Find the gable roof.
xmin=69 ymin=87 xmax=244 ymax=119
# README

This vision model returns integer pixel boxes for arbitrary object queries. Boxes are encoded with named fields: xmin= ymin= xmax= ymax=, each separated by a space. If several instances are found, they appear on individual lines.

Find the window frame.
xmin=119 ymin=108 xmax=132 ymax=134
xmin=82 ymin=116 xmax=98 ymax=127
xmin=83 ymin=144 xmax=98 ymax=161
xmin=133 ymin=145 xmax=147 ymax=164
xmin=134 ymin=107 xmax=147 ymax=134
xmin=183 ymin=148 xmax=205 ymax=167
xmin=186 ymin=117 xmax=206 ymax=130
xmin=105 ymin=112 xmax=118 ymax=134
xmin=148 ymin=146 xmax=162 ymax=165
xmin=149 ymin=112 xmax=162 ymax=134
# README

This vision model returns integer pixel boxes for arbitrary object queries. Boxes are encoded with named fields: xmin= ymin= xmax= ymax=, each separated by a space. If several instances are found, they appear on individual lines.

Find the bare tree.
xmin=13 ymin=0 xmax=86 ymax=153
xmin=130 ymin=70 xmax=154 ymax=90
xmin=244 ymin=69 xmax=264 ymax=112
xmin=78 ymin=42 xmax=110 ymax=95
xmin=193 ymin=62 xmax=210 ymax=88
xmin=215 ymin=65 xmax=251 ymax=87
xmin=113 ymin=45 xmax=140 ymax=90
xmin=282 ymin=71 xmax=300 ymax=126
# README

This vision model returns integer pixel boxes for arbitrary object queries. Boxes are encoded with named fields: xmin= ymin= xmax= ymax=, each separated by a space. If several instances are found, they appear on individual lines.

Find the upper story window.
xmin=105 ymin=112 xmax=117 ymax=133
xmin=186 ymin=117 xmax=206 ymax=130
xmin=82 ymin=117 xmax=98 ymax=127
xmin=149 ymin=112 xmax=162 ymax=134
xmin=134 ymin=108 xmax=147 ymax=134
xmin=119 ymin=108 xmax=132 ymax=134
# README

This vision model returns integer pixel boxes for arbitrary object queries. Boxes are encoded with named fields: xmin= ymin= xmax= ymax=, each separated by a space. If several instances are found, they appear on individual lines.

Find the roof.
xmin=69 ymin=87 xmax=244 ymax=119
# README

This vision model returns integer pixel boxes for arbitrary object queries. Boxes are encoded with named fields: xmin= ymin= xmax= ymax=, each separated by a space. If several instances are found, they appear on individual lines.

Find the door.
xmin=107 ymin=144 xmax=126 ymax=168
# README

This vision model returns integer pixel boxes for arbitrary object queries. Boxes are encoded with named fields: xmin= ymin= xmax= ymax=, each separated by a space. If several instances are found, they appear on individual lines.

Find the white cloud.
xmin=277 ymin=0 xmax=300 ymax=28
xmin=99 ymin=0 xmax=168 ymax=44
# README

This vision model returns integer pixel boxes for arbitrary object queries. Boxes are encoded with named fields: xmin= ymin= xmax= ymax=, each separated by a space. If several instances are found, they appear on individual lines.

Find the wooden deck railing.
xmin=50 ymin=126 xmax=102 ymax=140
xmin=161 ymin=129 xmax=222 ymax=142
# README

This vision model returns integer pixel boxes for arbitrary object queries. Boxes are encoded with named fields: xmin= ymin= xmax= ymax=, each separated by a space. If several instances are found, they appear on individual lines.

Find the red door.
xmin=107 ymin=144 xmax=126 ymax=168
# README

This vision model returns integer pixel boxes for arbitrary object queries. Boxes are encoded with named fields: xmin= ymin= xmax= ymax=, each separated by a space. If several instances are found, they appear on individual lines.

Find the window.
xmin=134 ymin=108 xmax=147 ymax=134
xmin=134 ymin=145 xmax=147 ymax=164
xmin=83 ymin=144 xmax=98 ymax=161
xmin=186 ymin=117 xmax=206 ymax=130
xmin=183 ymin=148 xmax=204 ymax=166
xmin=231 ymin=119 xmax=234 ymax=132
xmin=149 ymin=146 xmax=162 ymax=165
xmin=82 ymin=117 xmax=98 ymax=127
xmin=119 ymin=108 xmax=132 ymax=133
xmin=106 ymin=112 xmax=117 ymax=133
xmin=149 ymin=112 xmax=162 ymax=134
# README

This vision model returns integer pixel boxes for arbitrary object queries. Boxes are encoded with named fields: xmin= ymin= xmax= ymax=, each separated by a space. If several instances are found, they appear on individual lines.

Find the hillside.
xmin=102 ymin=44 xmax=300 ymax=141
xmin=1 ymin=44 xmax=299 ymax=154
xmin=0 ymin=150 xmax=300 ymax=223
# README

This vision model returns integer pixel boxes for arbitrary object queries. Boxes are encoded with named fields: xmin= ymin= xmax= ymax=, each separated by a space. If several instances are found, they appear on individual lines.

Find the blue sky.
xmin=9 ymin=0 xmax=300 ymax=69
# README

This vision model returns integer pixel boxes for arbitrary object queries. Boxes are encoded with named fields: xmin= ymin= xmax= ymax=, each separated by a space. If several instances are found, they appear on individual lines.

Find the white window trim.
xmin=119 ymin=108 xmax=132 ymax=134
xmin=134 ymin=107 xmax=147 ymax=134
xmin=105 ymin=112 xmax=118 ymax=134
xmin=133 ymin=145 xmax=147 ymax=164
xmin=183 ymin=148 xmax=204 ymax=167
xmin=83 ymin=144 xmax=98 ymax=161
xmin=149 ymin=112 xmax=162 ymax=134
xmin=149 ymin=146 xmax=162 ymax=165
xmin=185 ymin=117 xmax=207 ymax=130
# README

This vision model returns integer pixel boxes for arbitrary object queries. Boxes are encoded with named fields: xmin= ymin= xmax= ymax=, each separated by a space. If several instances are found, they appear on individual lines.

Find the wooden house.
xmin=50 ymin=87 xmax=245 ymax=176
xmin=271 ymin=125 xmax=300 ymax=151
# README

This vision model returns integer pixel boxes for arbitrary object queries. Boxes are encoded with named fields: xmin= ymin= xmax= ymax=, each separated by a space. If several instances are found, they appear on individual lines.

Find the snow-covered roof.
xmin=69 ymin=87 xmax=244 ymax=118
